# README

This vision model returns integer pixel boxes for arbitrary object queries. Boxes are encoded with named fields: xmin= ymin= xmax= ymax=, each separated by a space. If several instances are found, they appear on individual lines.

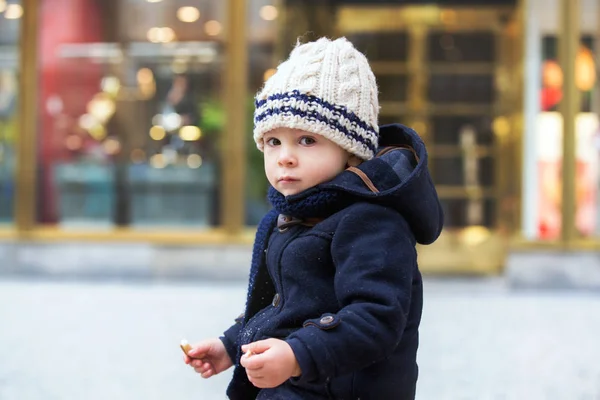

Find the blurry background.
xmin=1 ymin=0 xmax=600 ymax=276
xmin=1 ymin=0 xmax=599 ymax=399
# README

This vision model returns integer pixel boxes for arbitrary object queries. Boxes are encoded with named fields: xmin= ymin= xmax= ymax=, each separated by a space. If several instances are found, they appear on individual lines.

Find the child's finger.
xmin=246 ymin=372 xmax=265 ymax=387
xmin=246 ymin=367 xmax=265 ymax=379
xmin=241 ymin=353 xmax=265 ymax=370
xmin=199 ymin=363 xmax=212 ymax=375
xmin=187 ymin=348 xmax=207 ymax=359
xmin=241 ymin=339 xmax=271 ymax=355
xmin=194 ymin=365 xmax=209 ymax=374
xmin=201 ymin=370 xmax=213 ymax=379
xmin=194 ymin=362 xmax=209 ymax=371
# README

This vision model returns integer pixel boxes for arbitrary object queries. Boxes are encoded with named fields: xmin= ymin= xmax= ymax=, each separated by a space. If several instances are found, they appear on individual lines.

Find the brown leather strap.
xmin=376 ymin=145 xmax=420 ymax=163
xmin=346 ymin=166 xmax=379 ymax=193
xmin=376 ymin=146 xmax=396 ymax=157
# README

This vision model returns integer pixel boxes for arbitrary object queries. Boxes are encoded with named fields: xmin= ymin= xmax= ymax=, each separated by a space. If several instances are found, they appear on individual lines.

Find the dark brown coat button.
xmin=277 ymin=214 xmax=294 ymax=232
xmin=277 ymin=214 xmax=292 ymax=224
xmin=272 ymin=293 xmax=281 ymax=307
xmin=320 ymin=315 xmax=334 ymax=325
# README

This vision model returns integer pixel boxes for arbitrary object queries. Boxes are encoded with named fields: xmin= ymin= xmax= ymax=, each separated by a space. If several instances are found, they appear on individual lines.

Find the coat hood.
xmin=317 ymin=124 xmax=444 ymax=245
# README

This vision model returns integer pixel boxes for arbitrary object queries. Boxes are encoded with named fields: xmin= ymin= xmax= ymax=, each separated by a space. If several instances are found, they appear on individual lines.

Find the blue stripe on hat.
xmin=255 ymin=90 xmax=378 ymax=155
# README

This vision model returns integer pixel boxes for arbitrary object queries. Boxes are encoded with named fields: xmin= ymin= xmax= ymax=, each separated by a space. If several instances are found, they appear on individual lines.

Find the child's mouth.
xmin=279 ymin=177 xmax=299 ymax=184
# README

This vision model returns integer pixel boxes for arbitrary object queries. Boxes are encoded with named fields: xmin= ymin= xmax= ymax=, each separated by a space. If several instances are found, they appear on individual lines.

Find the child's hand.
xmin=240 ymin=339 xmax=302 ymax=388
xmin=183 ymin=338 xmax=233 ymax=378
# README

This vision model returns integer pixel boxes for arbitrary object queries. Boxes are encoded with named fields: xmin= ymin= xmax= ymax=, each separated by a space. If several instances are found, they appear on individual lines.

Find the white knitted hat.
xmin=254 ymin=37 xmax=379 ymax=160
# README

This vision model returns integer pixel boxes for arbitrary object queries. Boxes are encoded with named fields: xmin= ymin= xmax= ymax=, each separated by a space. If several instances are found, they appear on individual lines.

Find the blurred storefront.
xmin=0 ymin=0 xmax=598 ymax=274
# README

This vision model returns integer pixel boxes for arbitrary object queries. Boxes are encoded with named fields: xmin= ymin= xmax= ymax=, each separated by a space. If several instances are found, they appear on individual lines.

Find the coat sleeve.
xmin=285 ymin=203 xmax=417 ymax=383
xmin=219 ymin=313 xmax=245 ymax=364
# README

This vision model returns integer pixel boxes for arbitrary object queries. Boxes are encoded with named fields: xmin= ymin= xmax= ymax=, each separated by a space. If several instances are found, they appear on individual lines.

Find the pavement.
xmin=1 ymin=277 xmax=599 ymax=400
xmin=2 ymin=241 xmax=600 ymax=291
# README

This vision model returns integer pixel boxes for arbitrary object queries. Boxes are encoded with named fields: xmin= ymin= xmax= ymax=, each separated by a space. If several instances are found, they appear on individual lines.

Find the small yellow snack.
xmin=180 ymin=339 xmax=193 ymax=355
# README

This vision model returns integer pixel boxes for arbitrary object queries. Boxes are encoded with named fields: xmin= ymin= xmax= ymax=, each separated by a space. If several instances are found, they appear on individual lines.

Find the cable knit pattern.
xmin=254 ymin=37 xmax=379 ymax=160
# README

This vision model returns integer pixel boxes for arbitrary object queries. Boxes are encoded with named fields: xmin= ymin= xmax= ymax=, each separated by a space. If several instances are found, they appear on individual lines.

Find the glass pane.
xmin=575 ymin=114 xmax=599 ymax=238
xmin=378 ymin=75 xmax=409 ymax=102
xmin=346 ymin=32 xmax=409 ymax=62
xmin=575 ymin=38 xmax=600 ymax=238
xmin=431 ymin=156 xmax=495 ymax=187
xmin=428 ymin=32 xmax=495 ymax=63
xmin=535 ymin=35 xmax=598 ymax=240
xmin=428 ymin=74 xmax=495 ymax=103
xmin=0 ymin=2 xmax=20 ymax=224
xmin=541 ymin=35 xmax=594 ymax=113
xmin=440 ymin=199 xmax=495 ymax=228
xmin=37 ymin=0 xmax=224 ymax=228
xmin=430 ymin=116 xmax=494 ymax=146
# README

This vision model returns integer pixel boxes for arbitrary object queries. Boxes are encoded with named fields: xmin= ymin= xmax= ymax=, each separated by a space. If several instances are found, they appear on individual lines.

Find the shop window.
xmin=535 ymin=35 xmax=599 ymax=239
xmin=424 ymin=28 xmax=500 ymax=232
xmin=0 ymin=3 xmax=20 ymax=224
xmin=37 ymin=0 xmax=225 ymax=228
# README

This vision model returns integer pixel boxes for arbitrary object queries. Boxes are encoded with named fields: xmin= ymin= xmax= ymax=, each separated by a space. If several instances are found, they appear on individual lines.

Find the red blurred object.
xmin=39 ymin=0 xmax=104 ymax=223
xmin=540 ymin=86 xmax=562 ymax=111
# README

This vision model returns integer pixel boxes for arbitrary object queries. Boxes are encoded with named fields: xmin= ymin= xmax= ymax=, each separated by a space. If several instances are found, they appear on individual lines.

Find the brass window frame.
xmin=558 ymin=0 xmax=578 ymax=245
xmin=14 ymin=0 xmax=38 ymax=233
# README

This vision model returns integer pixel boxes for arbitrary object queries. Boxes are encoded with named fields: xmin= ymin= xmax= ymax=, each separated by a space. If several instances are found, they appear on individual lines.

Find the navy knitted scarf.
xmin=243 ymin=186 xmax=354 ymax=326
xmin=228 ymin=186 xmax=355 ymax=399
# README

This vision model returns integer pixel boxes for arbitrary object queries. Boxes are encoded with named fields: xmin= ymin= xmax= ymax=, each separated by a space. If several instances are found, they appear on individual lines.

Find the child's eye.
xmin=299 ymin=136 xmax=316 ymax=145
xmin=266 ymin=137 xmax=281 ymax=146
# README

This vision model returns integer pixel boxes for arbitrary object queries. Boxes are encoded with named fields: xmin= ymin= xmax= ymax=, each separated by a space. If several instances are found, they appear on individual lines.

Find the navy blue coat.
xmin=221 ymin=124 xmax=444 ymax=399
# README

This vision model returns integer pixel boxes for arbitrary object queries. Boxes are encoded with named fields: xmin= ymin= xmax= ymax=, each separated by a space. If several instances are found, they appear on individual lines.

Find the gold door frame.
xmin=337 ymin=5 xmax=523 ymax=274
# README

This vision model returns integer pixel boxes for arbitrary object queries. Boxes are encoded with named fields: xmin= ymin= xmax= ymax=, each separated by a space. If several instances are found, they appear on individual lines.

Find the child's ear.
xmin=347 ymin=155 xmax=362 ymax=167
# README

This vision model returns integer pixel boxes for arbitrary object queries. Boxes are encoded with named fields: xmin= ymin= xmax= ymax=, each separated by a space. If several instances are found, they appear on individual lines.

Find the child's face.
xmin=263 ymin=128 xmax=350 ymax=196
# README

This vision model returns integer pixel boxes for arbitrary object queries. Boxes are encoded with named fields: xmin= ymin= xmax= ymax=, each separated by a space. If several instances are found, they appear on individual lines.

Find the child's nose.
xmin=277 ymin=148 xmax=297 ymax=166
